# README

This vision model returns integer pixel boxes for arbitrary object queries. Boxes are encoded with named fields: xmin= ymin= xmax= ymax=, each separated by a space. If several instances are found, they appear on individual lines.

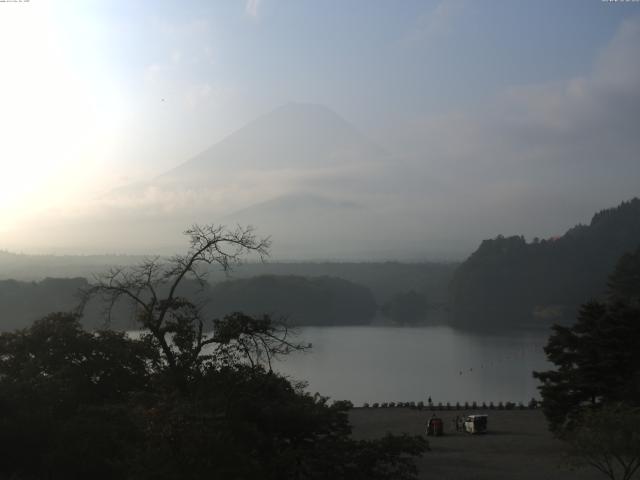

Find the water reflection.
xmin=275 ymin=326 xmax=551 ymax=405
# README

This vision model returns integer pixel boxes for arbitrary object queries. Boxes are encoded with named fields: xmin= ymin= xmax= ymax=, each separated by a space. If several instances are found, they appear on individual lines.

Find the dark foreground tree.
xmin=0 ymin=313 xmax=156 ymax=479
xmin=78 ymin=224 xmax=273 ymax=392
xmin=534 ymin=248 xmax=640 ymax=479
xmin=1 ymin=225 xmax=426 ymax=479
xmin=607 ymin=245 xmax=640 ymax=307
xmin=533 ymin=248 xmax=640 ymax=434
xmin=565 ymin=404 xmax=640 ymax=480
xmin=533 ymin=300 xmax=640 ymax=433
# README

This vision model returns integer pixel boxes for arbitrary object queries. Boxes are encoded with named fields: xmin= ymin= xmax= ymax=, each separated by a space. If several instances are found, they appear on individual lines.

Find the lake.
xmin=274 ymin=326 xmax=551 ymax=406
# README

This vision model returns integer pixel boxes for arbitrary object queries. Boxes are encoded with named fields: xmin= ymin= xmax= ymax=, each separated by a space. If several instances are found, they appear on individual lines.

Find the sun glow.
xmin=0 ymin=3 xmax=124 ymax=233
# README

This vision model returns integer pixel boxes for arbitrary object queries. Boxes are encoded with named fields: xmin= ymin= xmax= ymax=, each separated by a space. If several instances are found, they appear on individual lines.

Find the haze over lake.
xmin=1 ymin=3 xmax=639 ymax=479
xmin=275 ymin=326 xmax=550 ymax=405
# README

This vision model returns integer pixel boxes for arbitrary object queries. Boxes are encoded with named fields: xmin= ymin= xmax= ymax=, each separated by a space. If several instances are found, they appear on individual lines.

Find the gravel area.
xmin=349 ymin=408 xmax=604 ymax=480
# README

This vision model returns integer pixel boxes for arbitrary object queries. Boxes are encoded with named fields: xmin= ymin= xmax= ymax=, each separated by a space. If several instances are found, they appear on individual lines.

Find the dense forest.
xmin=451 ymin=198 xmax=640 ymax=329
xmin=0 ymin=277 xmax=90 ymax=331
xmin=0 ymin=255 xmax=456 ymax=305
xmin=0 ymin=275 xmax=378 ymax=331
xmin=208 ymin=275 xmax=376 ymax=326
xmin=205 ymin=261 xmax=455 ymax=305
xmin=0 ymin=262 xmax=455 ymax=331
xmin=0 ymin=251 xmax=148 ymax=280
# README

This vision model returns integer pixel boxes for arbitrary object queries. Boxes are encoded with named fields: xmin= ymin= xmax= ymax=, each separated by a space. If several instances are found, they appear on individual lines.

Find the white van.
xmin=463 ymin=414 xmax=488 ymax=434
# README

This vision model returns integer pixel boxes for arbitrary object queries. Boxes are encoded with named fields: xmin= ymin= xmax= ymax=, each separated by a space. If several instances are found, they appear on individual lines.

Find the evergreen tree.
xmin=608 ymin=245 xmax=640 ymax=306
xmin=534 ymin=247 xmax=640 ymax=434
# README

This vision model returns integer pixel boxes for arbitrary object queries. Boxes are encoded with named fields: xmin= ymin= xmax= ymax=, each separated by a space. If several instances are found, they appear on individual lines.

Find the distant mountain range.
xmin=158 ymin=102 xmax=386 ymax=183
xmin=2 ymin=199 xmax=638 ymax=332
xmin=97 ymin=102 xmax=412 ymax=259
xmin=5 ymin=101 xmax=637 ymax=260
xmin=111 ymin=102 xmax=388 ymax=206
xmin=450 ymin=198 xmax=640 ymax=328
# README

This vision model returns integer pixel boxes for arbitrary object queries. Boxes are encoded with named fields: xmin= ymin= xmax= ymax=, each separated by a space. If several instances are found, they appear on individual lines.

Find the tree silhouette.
xmin=566 ymin=404 xmax=640 ymax=480
xmin=608 ymin=246 xmax=640 ymax=306
xmin=78 ymin=224 xmax=293 ymax=391
xmin=534 ymin=247 xmax=640 ymax=433
xmin=16 ymin=223 xmax=430 ymax=479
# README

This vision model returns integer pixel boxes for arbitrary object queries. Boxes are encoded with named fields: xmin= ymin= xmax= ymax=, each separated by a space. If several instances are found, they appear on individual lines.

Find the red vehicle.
xmin=426 ymin=416 xmax=444 ymax=436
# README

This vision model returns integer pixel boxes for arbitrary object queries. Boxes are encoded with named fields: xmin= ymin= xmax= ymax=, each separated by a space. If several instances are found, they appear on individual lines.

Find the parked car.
xmin=463 ymin=414 xmax=488 ymax=434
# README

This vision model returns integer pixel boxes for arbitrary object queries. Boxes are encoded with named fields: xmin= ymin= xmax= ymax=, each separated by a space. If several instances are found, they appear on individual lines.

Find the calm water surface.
xmin=274 ymin=326 xmax=551 ymax=405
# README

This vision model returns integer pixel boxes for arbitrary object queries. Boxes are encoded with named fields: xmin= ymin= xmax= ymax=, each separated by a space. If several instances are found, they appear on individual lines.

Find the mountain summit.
xmin=158 ymin=102 xmax=385 ymax=186
xmin=89 ymin=102 xmax=395 ymax=257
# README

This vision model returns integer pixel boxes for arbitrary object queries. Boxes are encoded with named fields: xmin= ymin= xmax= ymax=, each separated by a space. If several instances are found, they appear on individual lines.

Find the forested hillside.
xmin=450 ymin=198 xmax=640 ymax=328
xmin=0 ymin=259 xmax=456 ymax=330
xmin=0 ymin=278 xmax=89 ymax=331
xmin=0 ymin=275 xmax=380 ymax=330
xmin=0 ymin=254 xmax=456 ymax=306
xmin=205 ymin=261 xmax=456 ymax=305
xmin=208 ymin=275 xmax=377 ymax=326
xmin=0 ymin=251 xmax=146 ymax=280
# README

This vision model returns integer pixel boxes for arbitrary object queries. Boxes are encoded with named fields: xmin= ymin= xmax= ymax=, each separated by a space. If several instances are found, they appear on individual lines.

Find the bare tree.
xmin=78 ymin=224 xmax=305 ymax=391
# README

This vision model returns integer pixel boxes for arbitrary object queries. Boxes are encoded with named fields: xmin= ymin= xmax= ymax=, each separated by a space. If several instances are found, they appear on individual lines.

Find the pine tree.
xmin=534 ymin=248 xmax=640 ymax=434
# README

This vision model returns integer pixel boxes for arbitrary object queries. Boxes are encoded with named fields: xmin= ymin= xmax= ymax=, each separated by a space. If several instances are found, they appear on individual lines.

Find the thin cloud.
xmin=22 ymin=17 xmax=640 ymax=257
xmin=403 ymin=0 xmax=463 ymax=45
xmin=5 ymin=12 xmax=640 ymax=259
xmin=387 ymin=16 xmax=640 ymax=238
xmin=245 ymin=0 xmax=262 ymax=18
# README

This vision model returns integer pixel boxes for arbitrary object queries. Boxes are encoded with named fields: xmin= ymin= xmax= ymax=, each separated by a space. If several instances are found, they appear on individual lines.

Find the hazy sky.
xmin=1 ymin=1 xmax=639 ymax=258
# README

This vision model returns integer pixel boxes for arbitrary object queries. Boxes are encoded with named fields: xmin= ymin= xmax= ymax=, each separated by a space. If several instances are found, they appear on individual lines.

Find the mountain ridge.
xmin=156 ymin=102 xmax=386 ymax=184
xmin=450 ymin=197 xmax=640 ymax=328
